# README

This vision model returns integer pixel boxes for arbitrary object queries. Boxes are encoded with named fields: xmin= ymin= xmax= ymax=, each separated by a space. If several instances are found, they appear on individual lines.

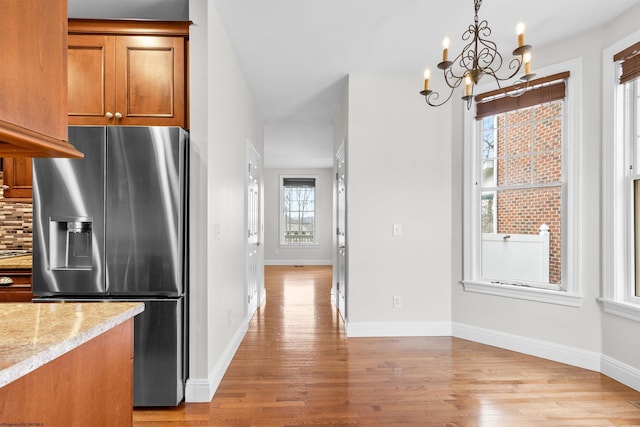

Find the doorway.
xmin=247 ymin=142 xmax=263 ymax=316
xmin=335 ymin=142 xmax=347 ymax=321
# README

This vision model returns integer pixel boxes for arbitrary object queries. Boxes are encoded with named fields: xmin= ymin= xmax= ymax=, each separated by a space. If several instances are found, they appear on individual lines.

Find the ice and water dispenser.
xmin=49 ymin=217 xmax=92 ymax=269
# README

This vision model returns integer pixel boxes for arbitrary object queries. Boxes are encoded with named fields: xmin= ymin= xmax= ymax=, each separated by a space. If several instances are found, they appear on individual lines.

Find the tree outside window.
xmin=281 ymin=177 xmax=317 ymax=245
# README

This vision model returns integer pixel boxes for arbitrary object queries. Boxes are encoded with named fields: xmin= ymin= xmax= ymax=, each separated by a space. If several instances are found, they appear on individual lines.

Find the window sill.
xmin=599 ymin=298 xmax=640 ymax=322
xmin=461 ymin=280 xmax=583 ymax=307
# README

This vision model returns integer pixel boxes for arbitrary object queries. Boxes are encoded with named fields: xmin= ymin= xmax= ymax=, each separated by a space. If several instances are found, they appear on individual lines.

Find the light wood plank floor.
xmin=134 ymin=265 xmax=640 ymax=426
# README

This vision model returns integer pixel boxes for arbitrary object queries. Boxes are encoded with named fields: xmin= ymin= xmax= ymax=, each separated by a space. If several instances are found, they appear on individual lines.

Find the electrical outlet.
xmin=393 ymin=295 xmax=402 ymax=308
xmin=393 ymin=223 xmax=402 ymax=236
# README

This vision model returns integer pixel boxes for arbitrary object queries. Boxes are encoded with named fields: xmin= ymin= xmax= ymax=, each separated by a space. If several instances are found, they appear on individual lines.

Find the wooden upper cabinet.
xmin=68 ymin=19 xmax=189 ymax=127
xmin=67 ymin=35 xmax=116 ymax=125
xmin=2 ymin=158 xmax=32 ymax=201
xmin=0 ymin=1 xmax=82 ymax=158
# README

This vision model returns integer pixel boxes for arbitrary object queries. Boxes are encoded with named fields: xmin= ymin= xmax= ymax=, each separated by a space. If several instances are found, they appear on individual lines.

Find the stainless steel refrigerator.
xmin=32 ymin=126 xmax=188 ymax=407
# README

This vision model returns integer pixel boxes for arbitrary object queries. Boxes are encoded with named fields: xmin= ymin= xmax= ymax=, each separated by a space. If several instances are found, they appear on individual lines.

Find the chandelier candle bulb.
xmin=442 ymin=37 xmax=450 ymax=62
xmin=516 ymin=22 xmax=525 ymax=47
xmin=465 ymin=76 xmax=471 ymax=97
xmin=423 ymin=68 xmax=431 ymax=91
xmin=524 ymin=52 xmax=531 ymax=75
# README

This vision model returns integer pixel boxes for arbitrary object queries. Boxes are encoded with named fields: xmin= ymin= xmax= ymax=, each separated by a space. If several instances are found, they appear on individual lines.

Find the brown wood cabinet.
xmin=0 ymin=277 xmax=32 ymax=302
xmin=0 ymin=20 xmax=190 ymax=202
xmin=0 ymin=256 xmax=33 ymax=302
xmin=0 ymin=318 xmax=134 ymax=426
xmin=2 ymin=158 xmax=32 ymax=200
xmin=68 ymin=19 xmax=190 ymax=127
xmin=0 ymin=1 xmax=82 ymax=158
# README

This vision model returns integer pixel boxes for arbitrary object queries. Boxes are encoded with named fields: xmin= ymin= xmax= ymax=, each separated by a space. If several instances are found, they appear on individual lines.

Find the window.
xmin=462 ymin=59 xmax=581 ymax=306
xmin=280 ymin=176 xmax=318 ymax=245
xmin=602 ymin=36 xmax=640 ymax=320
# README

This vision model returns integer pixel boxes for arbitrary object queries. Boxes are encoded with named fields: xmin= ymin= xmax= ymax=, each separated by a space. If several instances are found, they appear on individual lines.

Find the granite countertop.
xmin=0 ymin=254 xmax=32 ymax=270
xmin=0 ymin=302 xmax=144 ymax=388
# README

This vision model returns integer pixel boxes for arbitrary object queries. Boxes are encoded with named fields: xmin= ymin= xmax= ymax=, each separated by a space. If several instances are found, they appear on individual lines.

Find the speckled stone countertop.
xmin=0 ymin=254 xmax=31 ymax=270
xmin=0 ymin=302 xmax=144 ymax=388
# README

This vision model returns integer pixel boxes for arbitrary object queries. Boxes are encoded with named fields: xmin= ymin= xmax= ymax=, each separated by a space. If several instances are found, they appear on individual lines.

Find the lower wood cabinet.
xmin=0 ymin=285 xmax=32 ymax=302
xmin=0 ymin=319 xmax=134 ymax=426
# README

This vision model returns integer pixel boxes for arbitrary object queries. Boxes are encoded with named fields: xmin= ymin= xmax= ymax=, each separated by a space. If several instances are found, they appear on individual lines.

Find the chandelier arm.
xmin=423 ymin=86 xmax=458 ymax=107
xmin=477 ymin=41 xmax=501 ymax=68
xmin=506 ymin=56 xmax=525 ymax=78
xmin=443 ymin=54 xmax=471 ymax=87
xmin=483 ymin=57 xmax=524 ymax=83
xmin=479 ymin=68 xmax=532 ymax=98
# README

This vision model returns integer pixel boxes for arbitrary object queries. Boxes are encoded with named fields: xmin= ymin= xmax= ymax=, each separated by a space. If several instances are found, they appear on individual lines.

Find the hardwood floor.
xmin=134 ymin=265 xmax=640 ymax=426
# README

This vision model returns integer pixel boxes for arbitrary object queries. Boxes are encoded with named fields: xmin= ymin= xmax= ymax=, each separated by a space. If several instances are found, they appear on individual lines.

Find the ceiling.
xmin=214 ymin=0 xmax=639 ymax=126
xmin=69 ymin=0 xmax=640 ymax=167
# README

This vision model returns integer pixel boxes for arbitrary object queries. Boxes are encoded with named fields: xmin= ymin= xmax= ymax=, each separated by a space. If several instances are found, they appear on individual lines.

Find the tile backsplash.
xmin=0 ymin=173 xmax=32 ymax=251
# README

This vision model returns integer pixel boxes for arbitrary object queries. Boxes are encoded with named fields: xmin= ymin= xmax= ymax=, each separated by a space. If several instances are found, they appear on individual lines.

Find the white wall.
xmin=345 ymin=73 xmax=453 ymax=336
xmin=264 ymin=124 xmax=334 ymax=168
xmin=599 ymin=4 xmax=640 ymax=383
xmin=263 ymin=167 xmax=333 ymax=265
xmin=68 ymin=0 xmax=188 ymax=19
xmin=452 ymin=5 xmax=640 ymax=374
xmin=187 ymin=0 xmax=263 ymax=402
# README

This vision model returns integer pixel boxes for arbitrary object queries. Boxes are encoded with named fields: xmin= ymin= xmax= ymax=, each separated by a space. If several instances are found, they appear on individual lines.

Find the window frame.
xmin=462 ymin=58 xmax=583 ymax=307
xmin=279 ymin=174 xmax=320 ymax=247
xmin=601 ymin=30 xmax=640 ymax=322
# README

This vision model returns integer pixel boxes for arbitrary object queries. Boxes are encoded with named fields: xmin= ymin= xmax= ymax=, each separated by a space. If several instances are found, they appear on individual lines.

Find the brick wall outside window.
xmin=483 ymin=100 xmax=563 ymax=284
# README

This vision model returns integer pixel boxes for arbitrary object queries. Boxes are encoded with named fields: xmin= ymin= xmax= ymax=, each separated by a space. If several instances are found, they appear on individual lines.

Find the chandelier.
xmin=420 ymin=0 xmax=535 ymax=109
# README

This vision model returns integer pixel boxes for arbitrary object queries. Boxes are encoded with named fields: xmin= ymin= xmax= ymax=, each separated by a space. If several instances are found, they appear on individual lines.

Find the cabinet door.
xmin=0 ymin=0 xmax=76 ymax=157
xmin=68 ymin=35 xmax=116 ymax=126
xmin=2 ymin=158 xmax=32 ymax=200
xmin=115 ymin=36 xmax=185 ymax=126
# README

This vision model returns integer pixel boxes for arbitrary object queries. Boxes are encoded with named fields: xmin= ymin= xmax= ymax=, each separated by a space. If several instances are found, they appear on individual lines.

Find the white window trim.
xmin=462 ymin=58 xmax=583 ymax=307
xmin=279 ymin=174 xmax=320 ymax=247
xmin=601 ymin=29 xmax=640 ymax=321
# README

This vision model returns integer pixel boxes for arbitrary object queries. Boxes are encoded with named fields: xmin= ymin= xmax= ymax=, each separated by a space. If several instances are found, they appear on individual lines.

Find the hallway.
xmin=135 ymin=265 xmax=640 ymax=426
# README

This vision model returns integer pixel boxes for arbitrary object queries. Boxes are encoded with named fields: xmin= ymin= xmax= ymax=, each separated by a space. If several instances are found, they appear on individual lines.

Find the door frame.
xmin=246 ymin=141 xmax=265 ymax=318
xmin=334 ymin=140 xmax=347 ymax=321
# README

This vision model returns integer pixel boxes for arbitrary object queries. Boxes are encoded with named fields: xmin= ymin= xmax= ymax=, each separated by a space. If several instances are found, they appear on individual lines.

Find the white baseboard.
xmin=186 ymin=317 xmax=640 ymax=401
xmin=452 ymin=322 xmax=601 ymax=372
xmin=183 ymin=378 xmax=212 ymax=403
xmin=601 ymin=355 xmax=640 ymax=392
xmin=184 ymin=317 xmax=249 ymax=402
xmin=346 ymin=321 xmax=452 ymax=337
xmin=264 ymin=259 xmax=332 ymax=266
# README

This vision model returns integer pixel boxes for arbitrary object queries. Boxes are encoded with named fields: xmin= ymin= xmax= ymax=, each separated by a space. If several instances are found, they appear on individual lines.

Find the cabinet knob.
xmin=106 ymin=112 xmax=114 ymax=119
xmin=115 ymin=112 xmax=123 ymax=119
xmin=1 ymin=185 xmax=9 ymax=191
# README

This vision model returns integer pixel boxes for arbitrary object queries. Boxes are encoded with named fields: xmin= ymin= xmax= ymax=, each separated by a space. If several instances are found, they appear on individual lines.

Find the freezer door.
xmin=105 ymin=127 xmax=186 ymax=296
xmin=133 ymin=298 xmax=184 ymax=407
xmin=32 ymin=126 xmax=107 ymax=295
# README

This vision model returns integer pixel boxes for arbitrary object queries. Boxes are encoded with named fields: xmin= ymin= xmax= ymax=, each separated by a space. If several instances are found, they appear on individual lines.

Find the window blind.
xmin=283 ymin=177 xmax=315 ymax=188
xmin=475 ymin=71 xmax=570 ymax=119
xmin=614 ymin=41 xmax=640 ymax=85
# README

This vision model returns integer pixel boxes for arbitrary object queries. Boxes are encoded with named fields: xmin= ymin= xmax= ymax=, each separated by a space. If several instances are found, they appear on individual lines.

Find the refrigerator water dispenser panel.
xmin=49 ymin=217 xmax=92 ymax=270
